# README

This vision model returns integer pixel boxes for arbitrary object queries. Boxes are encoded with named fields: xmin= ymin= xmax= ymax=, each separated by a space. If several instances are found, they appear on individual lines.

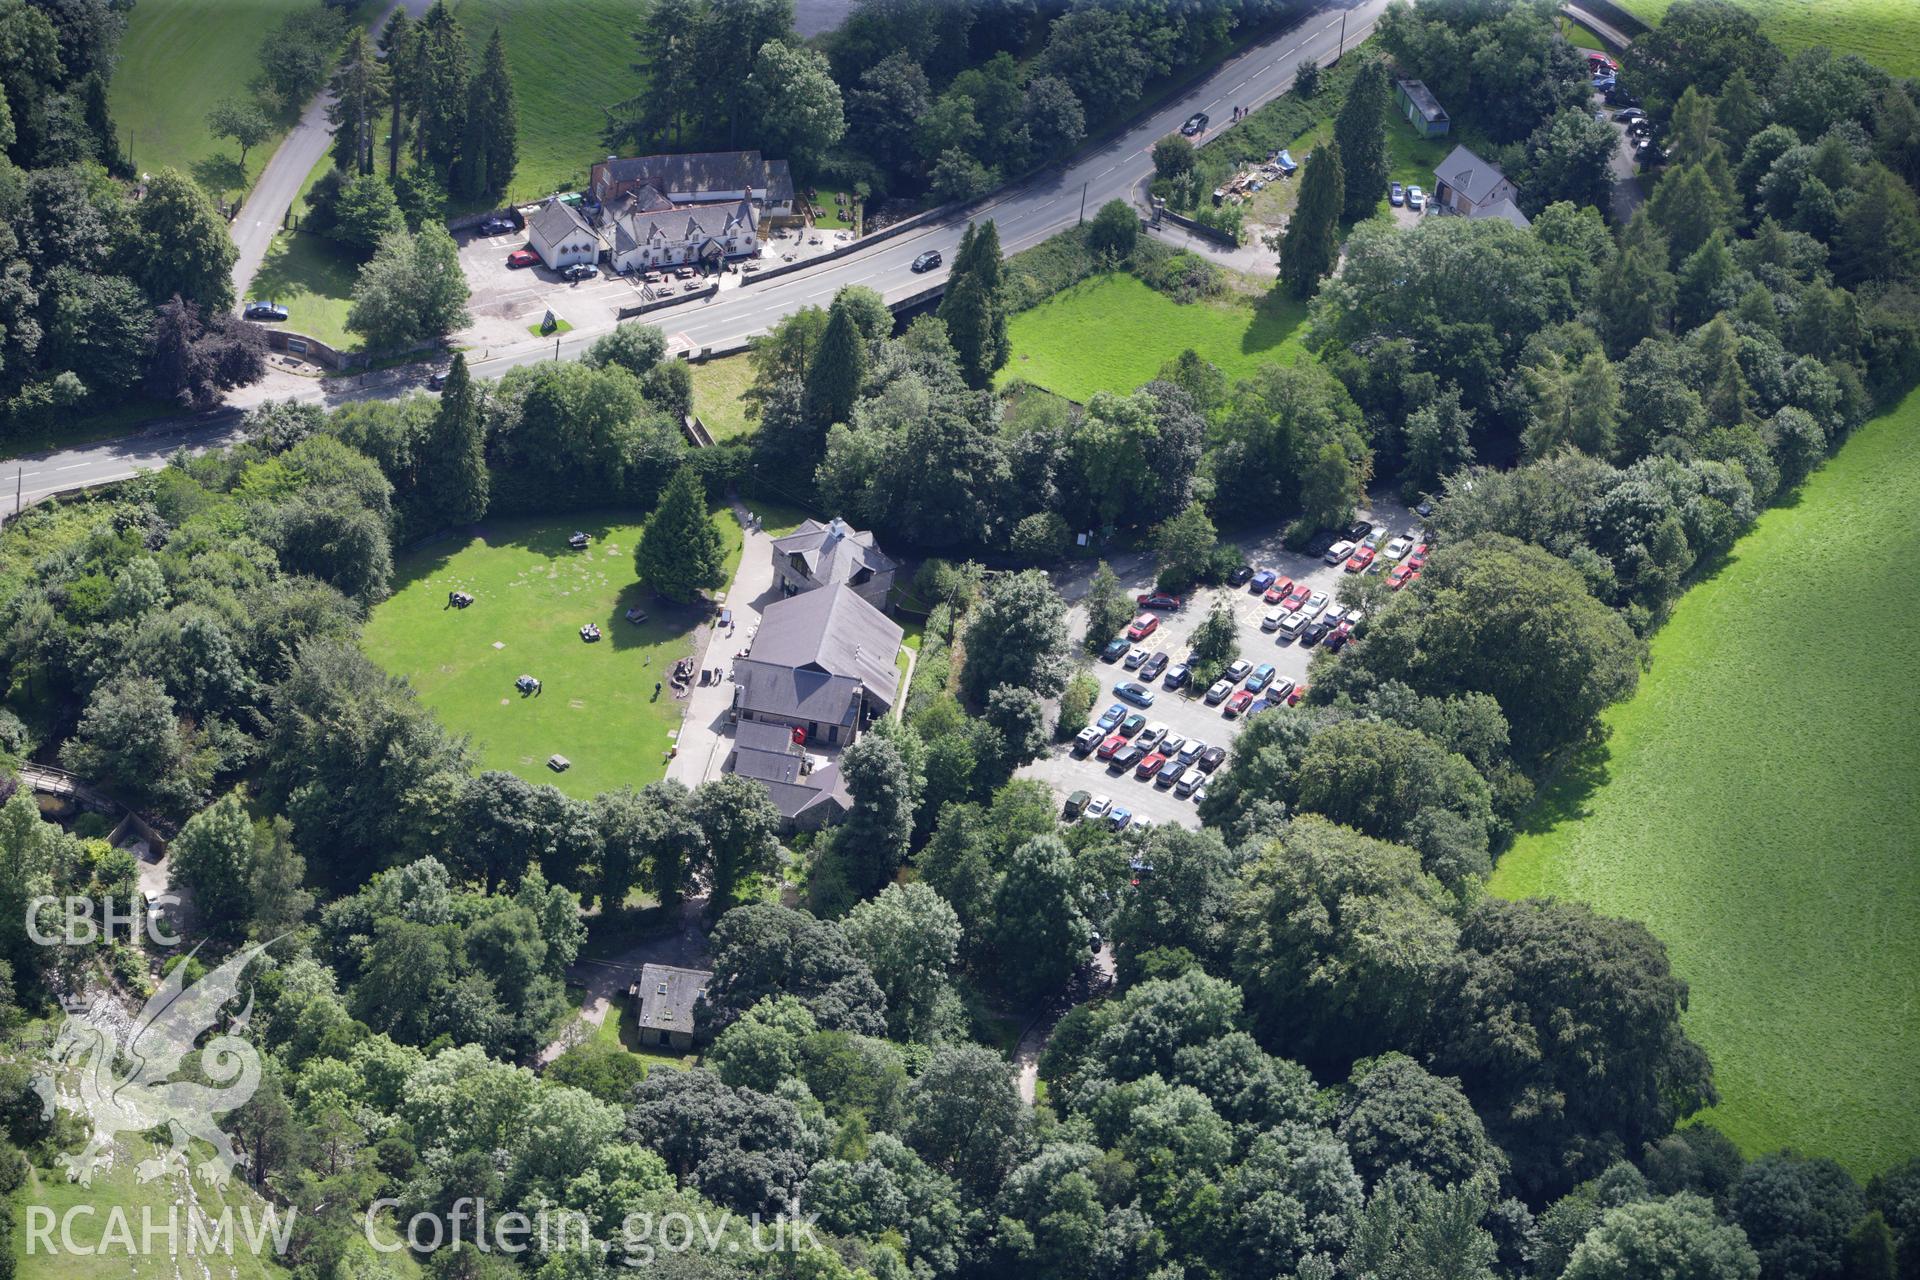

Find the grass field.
xmin=451 ymin=0 xmax=650 ymax=203
xmin=361 ymin=510 xmax=745 ymax=801
xmin=1617 ymin=0 xmax=1920 ymax=78
xmin=110 ymin=0 xmax=302 ymax=195
xmin=1559 ymin=14 xmax=1609 ymax=50
xmin=690 ymin=355 xmax=757 ymax=441
xmin=997 ymin=273 xmax=1309 ymax=402
xmin=249 ymin=233 xmax=361 ymax=351
xmin=1490 ymin=388 xmax=1920 ymax=1176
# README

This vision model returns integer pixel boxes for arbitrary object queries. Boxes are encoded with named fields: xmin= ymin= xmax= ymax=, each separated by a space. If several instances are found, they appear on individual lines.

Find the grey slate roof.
xmin=1469 ymin=195 xmax=1532 ymax=229
xmin=772 ymin=518 xmax=896 ymax=589
xmin=1434 ymin=144 xmax=1512 ymax=204
xmin=635 ymin=963 xmax=711 ymax=1036
xmin=1397 ymin=79 xmax=1449 ymax=124
xmin=725 ymin=721 xmax=852 ymax=820
xmin=611 ymin=198 xmax=757 ymax=255
xmin=733 ymin=584 xmax=903 ymax=724
xmin=528 ymin=198 xmax=594 ymax=244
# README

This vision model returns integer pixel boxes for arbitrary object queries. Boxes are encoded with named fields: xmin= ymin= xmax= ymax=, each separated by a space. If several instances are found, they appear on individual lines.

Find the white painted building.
xmin=609 ymin=198 xmax=759 ymax=273
xmin=526 ymin=199 xmax=599 ymax=271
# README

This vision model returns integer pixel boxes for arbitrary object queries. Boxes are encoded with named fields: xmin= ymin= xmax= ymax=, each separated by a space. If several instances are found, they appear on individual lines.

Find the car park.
xmin=1120 ymin=713 xmax=1146 ymax=736
xmin=1388 ymin=563 xmax=1418 ymax=590
xmin=1227 ymin=564 xmax=1254 ymax=586
xmin=1277 ymin=612 xmax=1310 ymax=641
xmin=1127 ymin=612 xmax=1160 ymax=640
xmin=1064 ymin=790 xmax=1091 ymax=819
xmin=1246 ymin=663 xmax=1276 ymax=693
xmin=1181 ymin=112 xmax=1210 ymax=136
xmin=1087 ymin=794 xmax=1112 ymax=818
xmin=1164 ymin=662 xmax=1190 ymax=689
xmin=1097 ymin=733 xmax=1128 ymax=760
xmin=1097 ymin=704 xmax=1126 ymax=731
xmin=1073 ymin=727 xmax=1103 ymax=755
xmin=1109 ymin=806 xmax=1133 ymax=831
xmin=1263 ymin=576 xmax=1296 ymax=604
xmin=1101 ymin=637 xmax=1130 ymax=662
xmin=242 ymin=300 xmax=288 ymax=321
xmin=1116 ymin=681 xmax=1156 ymax=708
xmin=1156 ymin=760 xmax=1188 ymax=788
xmin=1204 ymin=679 xmax=1233 ymax=705
xmin=1137 ymin=592 xmax=1183 ymax=610
xmin=1324 ymin=539 xmax=1356 ymax=565
xmin=911 ymin=250 xmax=943 ymax=272
xmin=1224 ymin=659 xmax=1252 ymax=683
xmin=1345 ymin=546 xmax=1376 ymax=573
xmin=1140 ymin=651 xmax=1169 ymax=680
xmin=1249 ymin=569 xmax=1277 ymax=593
xmin=1406 ymin=185 xmax=1425 ymax=210
xmin=1124 ymin=647 xmax=1148 ymax=669
xmin=1389 ymin=181 xmax=1405 ymax=206
xmin=1262 ymin=608 xmax=1289 ymax=632
xmin=1224 ymin=689 xmax=1254 ymax=717
xmin=1135 ymin=752 xmax=1168 ymax=780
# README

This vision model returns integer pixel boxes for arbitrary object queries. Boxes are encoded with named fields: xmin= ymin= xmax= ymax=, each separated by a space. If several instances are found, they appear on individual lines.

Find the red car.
xmin=1097 ymin=733 xmax=1128 ymax=760
xmin=507 ymin=248 xmax=540 ymax=268
xmin=1126 ymin=612 xmax=1159 ymax=641
xmin=1407 ymin=543 xmax=1430 ymax=570
xmin=1135 ymin=752 xmax=1168 ymax=780
xmin=1262 ymin=576 xmax=1296 ymax=605
xmin=1285 ymin=683 xmax=1308 ymax=707
xmin=1387 ymin=563 xmax=1418 ymax=590
xmin=1345 ymin=546 xmax=1376 ymax=573
xmin=1282 ymin=583 xmax=1311 ymax=611
xmin=1224 ymin=689 xmax=1254 ymax=718
xmin=1136 ymin=592 xmax=1183 ymax=610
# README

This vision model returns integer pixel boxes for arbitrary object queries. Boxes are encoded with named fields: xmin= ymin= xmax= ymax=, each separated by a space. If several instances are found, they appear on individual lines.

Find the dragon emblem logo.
xmin=32 ymin=939 xmax=275 ymax=1188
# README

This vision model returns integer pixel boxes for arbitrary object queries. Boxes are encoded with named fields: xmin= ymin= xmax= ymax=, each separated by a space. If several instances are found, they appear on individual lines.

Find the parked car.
xmin=1361 ymin=527 xmax=1386 ymax=550
xmin=1111 ymin=743 xmax=1145 ymax=771
xmin=1063 ymin=790 xmax=1091 ymax=819
xmin=1285 ymin=683 xmax=1308 ymax=706
xmin=1163 ymin=662 xmax=1190 ymax=689
xmin=1249 ymin=569 xmax=1277 ymax=594
xmin=1087 ymin=794 xmax=1113 ymax=818
xmin=1127 ymin=612 xmax=1160 ymax=640
xmin=1300 ymin=617 xmax=1334 ymax=647
xmin=1160 ymin=735 xmax=1187 ymax=761
xmin=1304 ymin=590 xmax=1329 ymax=616
xmin=1263 ymin=576 xmax=1296 ymax=604
xmin=242 ymin=300 xmax=288 ymax=321
xmin=478 ymin=215 xmax=517 ymax=235
xmin=1388 ymin=563 xmax=1418 ymax=590
xmin=1408 ymin=543 xmax=1430 ymax=569
xmin=1389 ymin=181 xmax=1405 ymax=206
xmin=1227 ymin=564 xmax=1255 ymax=586
xmin=1385 ymin=536 xmax=1413 ymax=559
xmin=1270 ymin=678 xmax=1297 ymax=704
xmin=1615 ymin=107 xmax=1647 ymax=123
xmin=1224 ymin=659 xmax=1253 ymax=683
xmin=1303 ymin=529 xmax=1338 ymax=558
xmin=1097 ymin=704 xmax=1126 ymax=731
xmin=1261 ymin=607 xmax=1289 ymax=632
xmin=1101 ymin=637 xmax=1130 ymax=663
xmin=1119 ymin=713 xmax=1146 ymax=736
xmin=1109 ymin=806 xmax=1133 ymax=831
xmin=1246 ymin=663 xmax=1276 ymax=693
xmin=1345 ymin=546 xmax=1376 ymax=573
xmin=1072 ymin=727 xmax=1103 ymax=756
xmin=1204 ymin=679 xmax=1233 ymax=705
xmin=1324 ymin=539 xmax=1357 ymax=565
xmin=562 ymin=262 xmax=598 ymax=281
xmin=1406 ymin=185 xmax=1426 ymax=210
xmin=1606 ymin=85 xmax=1640 ymax=107
xmin=1116 ymin=681 xmax=1156 ymax=708
xmin=1321 ymin=605 xmax=1348 ymax=629
xmin=1181 ymin=112 xmax=1210 ymax=136
xmin=1135 ymin=752 xmax=1168 ymax=780
xmin=911 ymin=250 xmax=943 ymax=272
xmin=1157 ymin=760 xmax=1188 ymax=789
xmin=1345 ymin=520 xmax=1373 ymax=541
xmin=1283 ymin=583 xmax=1311 ymax=611
xmin=1137 ymin=592 xmax=1183 ymax=610
xmin=1174 ymin=769 xmax=1203 ymax=797
xmin=1136 ymin=722 xmax=1168 ymax=751
xmin=1124 ymin=647 xmax=1148 ymax=669
xmin=1198 ymin=745 xmax=1227 ymax=772
xmin=1224 ymin=689 xmax=1254 ymax=717
xmin=1277 ymin=611 xmax=1310 ymax=641
xmin=426 ymin=369 xmax=448 ymax=391
xmin=1177 ymin=739 xmax=1205 ymax=765
xmin=1140 ymin=651 xmax=1169 ymax=680
xmin=1097 ymin=733 xmax=1128 ymax=760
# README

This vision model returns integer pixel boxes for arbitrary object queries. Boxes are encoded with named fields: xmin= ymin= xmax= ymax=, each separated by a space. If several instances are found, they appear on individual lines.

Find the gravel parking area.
xmin=1021 ymin=494 xmax=1425 ymax=832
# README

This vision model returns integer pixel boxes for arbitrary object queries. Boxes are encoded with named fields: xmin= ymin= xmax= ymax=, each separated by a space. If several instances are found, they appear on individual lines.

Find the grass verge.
xmin=249 ymin=232 xmax=362 ymax=351
xmin=690 ymin=355 xmax=757 ymax=441
xmin=1490 ymin=387 xmax=1920 ymax=1175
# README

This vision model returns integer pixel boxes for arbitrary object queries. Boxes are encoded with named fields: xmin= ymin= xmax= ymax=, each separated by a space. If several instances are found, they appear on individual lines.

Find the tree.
xmin=1337 ymin=1054 xmax=1503 ymax=1193
xmin=1563 ymin=1194 xmax=1760 ymax=1280
xmin=688 ymin=776 xmax=783 ymax=908
xmin=1525 ymin=107 xmax=1617 ymax=213
xmin=583 ymin=321 xmax=667 ymax=379
xmin=169 ymin=792 xmax=258 ymax=932
xmin=133 ymin=171 xmax=238 ymax=311
xmin=1083 ymin=561 xmax=1132 ymax=653
xmin=746 ymin=41 xmax=845 ymax=176
xmin=983 ymin=684 xmax=1048 ymax=774
xmin=842 ymin=883 xmax=962 ymax=1040
xmin=328 ymin=31 xmax=390 ymax=176
xmin=699 ymin=903 xmax=886 ymax=1037
xmin=634 ymin=466 xmax=725 ymax=602
xmin=903 ymin=1044 xmax=1026 ymax=1196
xmin=1153 ymin=134 xmax=1196 ymax=181
xmin=805 ymin=292 xmax=868 ymax=427
xmin=938 ymin=220 xmax=1009 ymax=388
xmin=832 ymin=732 xmax=916 ymax=898
xmin=347 ymin=224 xmax=471 ymax=350
xmin=414 ymin=1 xmax=470 ymax=171
xmin=380 ymin=10 xmax=415 ymax=179
xmin=59 ymin=675 xmax=207 ymax=815
xmin=458 ymin=28 xmax=516 ymax=199
xmin=1279 ymin=142 xmax=1343 ymax=298
xmin=1189 ymin=599 xmax=1238 ymax=673
xmin=1087 ymin=198 xmax=1138 ymax=258
xmin=1522 ymin=349 xmax=1621 ymax=459
xmin=1846 ymin=1214 xmax=1898 ymax=1280
xmin=417 ymin=353 xmax=488 ymax=529
xmin=1733 ymin=1154 xmax=1865 ymax=1280
xmin=1152 ymin=501 xmax=1217 ymax=591
xmin=329 ymin=172 xmax=406 ymax=256
xmin=987 ymin=834 xmax=1094 ymax=1000
xmin=1334 ymin=59 xmax=1389 ymax=223
xmin=960 ymin=569 xmax=1068 ymax=703
xmin=208 ymin=97 xmax=272 ymax=169
xmin=1833 ymin=164 xmax=1920 ymax=288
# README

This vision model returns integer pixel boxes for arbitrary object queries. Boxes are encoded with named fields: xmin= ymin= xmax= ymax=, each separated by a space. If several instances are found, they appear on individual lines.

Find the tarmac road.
xmin=7 ymin=0 xmax=1388 ymax=508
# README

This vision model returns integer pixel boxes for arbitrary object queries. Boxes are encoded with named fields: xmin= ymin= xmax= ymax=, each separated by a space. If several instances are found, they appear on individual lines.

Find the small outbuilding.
xmin=526 ymin=199 xmax=600 ymax=272
xmin=630 ymin=963 xmax=712 ymax=1050
xmin=1395 ymin=80 xmax=1450 ymax=138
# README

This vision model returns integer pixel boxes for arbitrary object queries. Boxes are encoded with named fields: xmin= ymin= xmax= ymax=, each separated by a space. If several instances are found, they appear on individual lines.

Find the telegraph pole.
xmin=1337 ymin=10 xmax=1347 ymax=61
xmin=1079 ymin=181 xmax=1088 ymax=224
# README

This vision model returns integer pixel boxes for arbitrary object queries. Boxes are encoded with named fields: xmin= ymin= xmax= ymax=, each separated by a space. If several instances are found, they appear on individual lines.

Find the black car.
xmin=562 ymin=262 xmax=598 ymax=281
xmin=1303 ymin=529 xmax=1337 ymax=558
xmin=427 ymin=370 xmax=448 ymax=391
xmin=242 ymin=300 xmax=288 ymax=322
xmin=1111 ymin=743 xmax=1145 ymax=771
xmin=1344 ymin=520 xmax=1373 ymax=541
xmin=911 ymin=250 xmax=943 ymax=272
xmin=1415 ymin=500 xmax=1434 ymax=518
xmin=1300 ymin=619 xmax=1333 ymax=646
xmin=1101 ymin=637 xmax=1130 ymax=663
xmin=1180 ymin=112 xmax=1209 ymax=137
xmin=1198 ymin=745 xmax=1227 ymax=773
xmin=478 ymin=215 xmax=517 ymax=235
xmin=1227 ymin=564 xmax=1255 ymax=586
xmin=1140 ymin=651 xmax=1169 ymax=680
xmin=1606 ymin=85 xmax=1639 ymax=107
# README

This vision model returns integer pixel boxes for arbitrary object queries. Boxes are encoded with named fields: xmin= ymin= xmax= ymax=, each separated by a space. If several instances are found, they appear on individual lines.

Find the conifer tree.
xmin=459 ymin=28 xmax=517 ymax=199
xmin=635 ymin=466 xmax=726 ymax=602
xmin=805 ymin=294 xmax=867 ymax=427
xmin=1333 ymin=58 xmax=1389 ymax=224
xmin=1279 ymin=142 xmax=1343 ymax=298
xmin=419 ymin=353 xmax=489 ymax=528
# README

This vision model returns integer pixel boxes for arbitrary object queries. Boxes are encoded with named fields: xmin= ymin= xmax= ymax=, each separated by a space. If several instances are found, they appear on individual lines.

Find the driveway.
xmin=667 ymin=504 xmax=782 ymax=789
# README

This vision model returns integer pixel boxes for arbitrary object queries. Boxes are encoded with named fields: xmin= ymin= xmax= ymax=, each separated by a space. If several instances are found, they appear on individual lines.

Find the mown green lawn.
xmin=248 ymin=232 xmax=362 ymax=351
xmin=1559 ymin=14 xmax=1610 ymax=50
xmin=1491 ymin=387 xmax=1920 ymax=1176
xmin=997 ymin=273 xmax=1309 ymax=403
xmin=690 ymin=355 xmax=757 ymax=441
xmin=111 ymin=0 xmax=304 ymax=195
xmin=1617 ymin=0 xmax=1920 ymax=78
xmin=361 ymin=510 xmax=745 ymax=802
xmin=451 ymin=0 xmax=651 ymax=205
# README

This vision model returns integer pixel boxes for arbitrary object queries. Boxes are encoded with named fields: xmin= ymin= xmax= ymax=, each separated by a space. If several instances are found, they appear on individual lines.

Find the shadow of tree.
xmin=1241 ymin=287 xmax=1309 ymax=357
xmin=192 ymin=154 xmax=248 ymax=197
xmin=1511 ymin=738 xmax=1615 ymax=839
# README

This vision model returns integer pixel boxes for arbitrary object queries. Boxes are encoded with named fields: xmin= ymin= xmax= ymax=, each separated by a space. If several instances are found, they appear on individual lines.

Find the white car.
xmin=1161 ymin=735 xmax=1187 ymax=760
xmin=1277 ymin=612 xmax=1311 ymax=640
xmin=1204 ymin=678 xmax=1234 ymax=705
xmin=1324 ymin=539 xmax=1357 ymax=564
xmin=1124 ymin=647 xmax=1148 ymax=669
xmin=1407 ymin=185 xmax=1426 ymax=210
xmin=1177 ymin=739 xmax=1205 ymax=765
xmin=1191 ymin=785 xmax=1208 ymax=805
xmin=1138 ymin=722 xmax=1169 ymax=750
xmin=1322 ymin=605 xmax=1348 ymax=628
xmin=1385 ymin=536 xmax=1413 ymax=559
xmin=1261 ymin=607 xmax=1289 ymax=632
xmin=1087 ymin=795 xmax=1113 ymax=818
xmin=1304 ymin=590 xmax=1330 ymax=617
xmin=1362 ymin=528 xmax=1386 ymax=550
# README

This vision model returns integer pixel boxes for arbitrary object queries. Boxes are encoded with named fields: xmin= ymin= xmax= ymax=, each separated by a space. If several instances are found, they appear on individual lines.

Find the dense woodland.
xmin=3 ymin=2 xmax=1920 ymax=1280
